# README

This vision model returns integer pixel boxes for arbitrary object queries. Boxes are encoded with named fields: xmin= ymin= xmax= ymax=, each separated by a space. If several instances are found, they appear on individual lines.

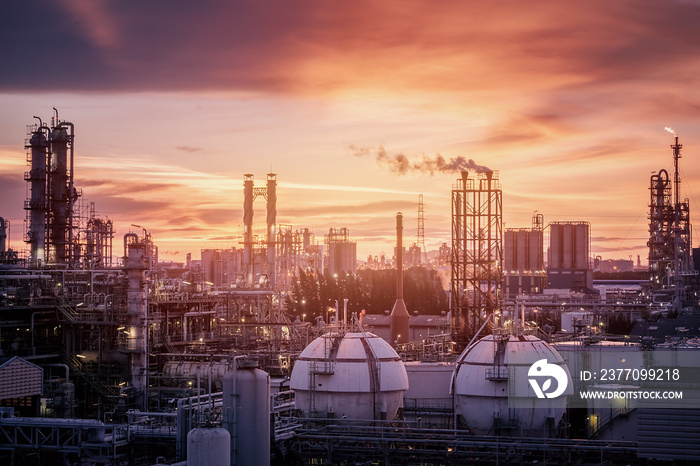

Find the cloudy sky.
xmin=2 ymin=0 xmax=700 ymax=263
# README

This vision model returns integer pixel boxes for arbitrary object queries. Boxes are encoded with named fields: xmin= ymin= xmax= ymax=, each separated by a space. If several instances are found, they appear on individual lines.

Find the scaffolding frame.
xmin=451 ymin=171 xmax=503 ymax=339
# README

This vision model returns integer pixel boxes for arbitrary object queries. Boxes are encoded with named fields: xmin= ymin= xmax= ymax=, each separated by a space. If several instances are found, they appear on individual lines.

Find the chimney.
xmin=266 ymin=173 xmax=277 ymax=289
xmin=390 ymin=212 xmax=410 ymax=345
xmin=243 ymin=174 xmax=254 ymax=287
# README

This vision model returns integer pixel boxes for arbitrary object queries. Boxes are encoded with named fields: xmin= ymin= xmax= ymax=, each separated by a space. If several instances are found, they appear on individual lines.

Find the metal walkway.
xmin=0 ymin=416 xmax=128 ymax=463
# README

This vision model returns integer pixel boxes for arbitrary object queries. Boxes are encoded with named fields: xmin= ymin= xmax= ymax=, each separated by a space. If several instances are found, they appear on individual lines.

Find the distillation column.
xmin=25 ymin=126 xmax=49 ymax=267
xmin=648 ymin=170 xmax=672 ymax=290
xmin=49 ymin=125 xmax=70 ymax=264
xmin=123 ymin=233 xmax=148 ymax=400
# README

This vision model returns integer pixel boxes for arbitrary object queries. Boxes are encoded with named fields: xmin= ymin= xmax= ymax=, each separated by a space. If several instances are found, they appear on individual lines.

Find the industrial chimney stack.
xmin=390 ymin=212 xmax=410 ymax=345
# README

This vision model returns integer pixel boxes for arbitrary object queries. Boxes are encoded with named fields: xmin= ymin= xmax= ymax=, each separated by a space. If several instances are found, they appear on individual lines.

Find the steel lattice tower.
xmin=417 ymin=194 xmax=426 ymax=265
xmin=451 ymin=171 xmax=503 ymax=341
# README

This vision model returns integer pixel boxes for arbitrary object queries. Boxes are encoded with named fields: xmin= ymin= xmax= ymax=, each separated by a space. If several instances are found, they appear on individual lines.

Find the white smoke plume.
xmin=349 ymin=143 xmax=491 ymax=175
xmin=665 ymin=126 xmax=676 ymax=136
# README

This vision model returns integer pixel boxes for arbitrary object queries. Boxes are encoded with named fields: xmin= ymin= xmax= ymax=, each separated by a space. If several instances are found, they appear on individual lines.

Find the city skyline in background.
xmin=2 ymin=1 xmax=700 ymax=263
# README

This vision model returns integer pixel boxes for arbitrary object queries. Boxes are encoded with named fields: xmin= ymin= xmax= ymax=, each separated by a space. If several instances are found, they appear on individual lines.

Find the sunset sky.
xmin=2 ymin=0 xmax=700 ymax=264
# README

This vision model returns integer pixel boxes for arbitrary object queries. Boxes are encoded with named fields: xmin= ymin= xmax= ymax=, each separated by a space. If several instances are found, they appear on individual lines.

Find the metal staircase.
xmin=65 ymin=353 xmax=120 ymax=400
xmin=308 ymin=333 xmax=341 ymax=415
xmin=55 ymin=297 xmax=79 ymax=323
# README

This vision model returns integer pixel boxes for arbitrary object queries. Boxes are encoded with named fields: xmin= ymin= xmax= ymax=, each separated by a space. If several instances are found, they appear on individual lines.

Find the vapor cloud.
xmin=176 ymin=146 xmax=202 ymax=153
xmin=349 ymin=144 xmax=491 ymax=175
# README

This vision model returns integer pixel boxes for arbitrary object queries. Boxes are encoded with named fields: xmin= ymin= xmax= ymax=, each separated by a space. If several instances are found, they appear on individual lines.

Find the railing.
xmin=485 ymin=366 xmax=509 ymax=381
xmin=55 ymin=297 xmax=79 ymax=323
xmin=65 ymin=353 xmax=120 ymax=399
xmin=308 ymin=359 xmax=335 ymax=375
xmin=0 ymin=417 xmax=128 ymax=460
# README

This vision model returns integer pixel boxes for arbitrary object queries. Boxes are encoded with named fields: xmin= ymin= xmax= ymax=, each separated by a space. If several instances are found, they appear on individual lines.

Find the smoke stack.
xmin=266 ymin=173 xmax=277 ymax=289
xmin=243 ymin=174 xmax=254 ymax=287
xmin=390 ymin=212 xmax=410 ymax=345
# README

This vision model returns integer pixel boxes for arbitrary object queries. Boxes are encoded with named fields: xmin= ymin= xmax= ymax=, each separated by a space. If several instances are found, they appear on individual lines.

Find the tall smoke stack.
xmin=243 ymin=174 xmax=254 ymax=288
xmin=390 ymin=212 xmax=410 ymax=345
xmin=267 ymin=173 xmax=277 ymax=289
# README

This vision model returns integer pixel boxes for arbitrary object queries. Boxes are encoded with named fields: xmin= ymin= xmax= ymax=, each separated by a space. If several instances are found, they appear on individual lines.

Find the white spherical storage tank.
xmin=452 ymin=333 xmax=572 ymax=437
xmin=187 ymin=426 xmax=231 ymax=466
xmin=290 ymin=332 xmax=409 ymax=420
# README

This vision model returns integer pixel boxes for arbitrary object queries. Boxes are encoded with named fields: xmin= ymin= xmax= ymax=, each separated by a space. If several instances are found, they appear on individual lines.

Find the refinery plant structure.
xmin=0 ymin=111 xmax=699 ymax=464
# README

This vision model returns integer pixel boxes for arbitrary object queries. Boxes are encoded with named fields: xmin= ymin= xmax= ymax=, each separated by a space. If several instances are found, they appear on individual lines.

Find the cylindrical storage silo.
xmin=223 ymin=361 xmax=270 ymax=466
xmin=528 ymin=229 xmax=543 ymax=272
xmin=290 ymin=332 xmax=409 ymax=420
xmin=574 ymin=223 xmax=589 ymax=269
xmin=549 ymin=223 xmax=561 ymax=269
xmin=561 ymin=223 xmax=573 ymax=269
xmin=187 ymin=426 xmax=231 ymax=466
xmin=516 ymin=230 xmax=527 ymax=272
xmin=504 ymin=230 xmax=515 ymax=272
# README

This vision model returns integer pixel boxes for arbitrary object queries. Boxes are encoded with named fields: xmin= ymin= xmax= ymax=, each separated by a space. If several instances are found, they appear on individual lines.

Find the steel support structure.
xmin=648 ymin=137 xmax=695 ymax=308
xmin=648 ymin=169 xmax=673 ymax=291
xmin=451 ymin=171 xmax=502 ymax=340
xmin=285 ymin=422 xmax=637 ymax=466
xmin=242 ymin=173 xmax=277 ymax=289
xmin=0 ymin=418 xmax=128 ymax=462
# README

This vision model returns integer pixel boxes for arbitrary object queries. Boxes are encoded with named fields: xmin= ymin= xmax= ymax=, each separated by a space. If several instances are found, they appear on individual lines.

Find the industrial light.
xmin=76 ymin=354 xmax=86 ymax=359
